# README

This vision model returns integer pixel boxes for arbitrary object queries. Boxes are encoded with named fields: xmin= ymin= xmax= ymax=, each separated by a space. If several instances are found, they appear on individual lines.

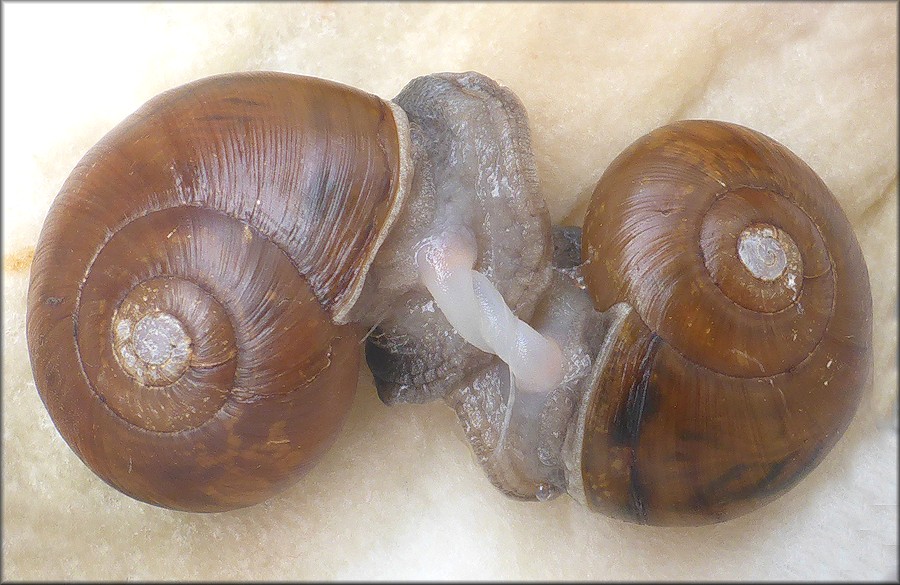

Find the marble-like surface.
xmin=2 ymin=2 xmax=897 ymax=580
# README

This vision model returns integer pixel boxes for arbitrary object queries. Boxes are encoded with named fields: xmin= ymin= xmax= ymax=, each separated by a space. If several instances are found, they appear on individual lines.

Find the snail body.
xmin=28 ymin=71 xmax=872 ymax=523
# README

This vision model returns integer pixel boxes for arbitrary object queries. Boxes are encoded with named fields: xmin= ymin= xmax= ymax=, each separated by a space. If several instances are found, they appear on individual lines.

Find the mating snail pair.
xmin=26 ymin=70 xmax=872 ymax=526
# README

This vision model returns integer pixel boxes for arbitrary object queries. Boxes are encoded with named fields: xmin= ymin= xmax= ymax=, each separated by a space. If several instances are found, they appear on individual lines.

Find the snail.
xmin=27 ymin=70 xmax=555 ymax=512
xmin=365 ymin=115 xmax=873 ymax=525
xmin=27 ymin=71 xmax=872 ymax=524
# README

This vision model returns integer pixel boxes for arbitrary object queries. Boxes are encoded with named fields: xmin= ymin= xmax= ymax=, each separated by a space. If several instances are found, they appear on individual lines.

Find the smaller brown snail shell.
xmin=577 ymin=120 xmax=873 ymax=525
xmin=26 ymin=72 xmax=411 ymax=512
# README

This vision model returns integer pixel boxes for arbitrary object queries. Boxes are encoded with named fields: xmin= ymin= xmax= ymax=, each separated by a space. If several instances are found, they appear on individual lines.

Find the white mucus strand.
xmin=416 ymin=227 xmax=565 ymax=393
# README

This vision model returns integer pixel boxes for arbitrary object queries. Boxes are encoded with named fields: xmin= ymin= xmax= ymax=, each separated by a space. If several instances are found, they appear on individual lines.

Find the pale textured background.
xmin=2 ymin=2 xmax=897 ymax=581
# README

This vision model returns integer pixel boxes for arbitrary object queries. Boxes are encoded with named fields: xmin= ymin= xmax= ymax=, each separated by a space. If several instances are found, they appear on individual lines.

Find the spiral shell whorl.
xmin=580 ymin=120 xmax=872 ymax=525
xmin=26 ymin=72 xmax=406 ymax=511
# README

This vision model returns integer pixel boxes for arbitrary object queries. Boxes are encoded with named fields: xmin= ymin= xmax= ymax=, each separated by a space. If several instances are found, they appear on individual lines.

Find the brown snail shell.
xmin=26 ymin=72 xmax=410 ymax=512
xmin=578 ymin=120 xmax=873 ymax=525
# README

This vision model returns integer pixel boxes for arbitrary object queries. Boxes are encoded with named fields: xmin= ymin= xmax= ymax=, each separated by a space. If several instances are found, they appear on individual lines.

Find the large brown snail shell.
xmin=579 ymin=120 xmax=873 ymax=525
xmin=26 ymin=72 xmax=410 ymax=512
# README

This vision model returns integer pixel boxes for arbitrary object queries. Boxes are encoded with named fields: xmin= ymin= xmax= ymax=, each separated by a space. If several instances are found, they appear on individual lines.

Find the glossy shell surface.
xmin=26 ymin=72 xmax=406 ymax=511
xmin=580 ymin=120 xmax=873 ymax=525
